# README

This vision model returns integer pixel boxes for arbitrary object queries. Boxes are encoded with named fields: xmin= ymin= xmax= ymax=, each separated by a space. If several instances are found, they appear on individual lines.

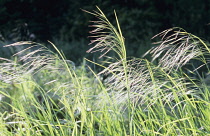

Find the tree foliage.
xmin=0 ymin=0 xmax=210 ymax=62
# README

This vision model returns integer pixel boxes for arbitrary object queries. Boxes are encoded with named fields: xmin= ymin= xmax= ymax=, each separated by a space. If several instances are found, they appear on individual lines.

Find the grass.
xmin=0 ymin=7 xmax=210 ymax=135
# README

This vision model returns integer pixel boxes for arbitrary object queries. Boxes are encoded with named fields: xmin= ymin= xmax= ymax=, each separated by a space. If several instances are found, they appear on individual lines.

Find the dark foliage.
xmin=0 ymin=0 xmax=210 ymax=63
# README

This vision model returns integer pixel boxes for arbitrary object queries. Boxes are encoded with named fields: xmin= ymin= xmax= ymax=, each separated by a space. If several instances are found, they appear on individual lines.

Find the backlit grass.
xmin=0 ymin=7 xmax=210 ymax=135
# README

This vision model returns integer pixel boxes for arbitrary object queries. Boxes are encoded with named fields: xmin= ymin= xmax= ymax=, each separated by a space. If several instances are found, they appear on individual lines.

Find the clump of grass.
xmin=84 ymin=7 xmax=210 ymax=135
xmin=0 ymin=7 xmax=210 ymax=135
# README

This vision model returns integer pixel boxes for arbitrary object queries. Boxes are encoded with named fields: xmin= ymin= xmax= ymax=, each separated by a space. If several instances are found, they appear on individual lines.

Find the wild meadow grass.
xmin=1 ymin=7 xmax=210 ymax=135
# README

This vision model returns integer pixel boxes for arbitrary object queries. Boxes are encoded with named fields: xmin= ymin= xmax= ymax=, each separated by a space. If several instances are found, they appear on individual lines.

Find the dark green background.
xmin=0 ymin=0 xmax=210 ymax=63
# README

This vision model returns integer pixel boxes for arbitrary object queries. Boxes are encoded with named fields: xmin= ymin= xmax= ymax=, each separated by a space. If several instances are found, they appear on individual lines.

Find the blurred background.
xmin=0 ymin=0 xmax=210 ymax=64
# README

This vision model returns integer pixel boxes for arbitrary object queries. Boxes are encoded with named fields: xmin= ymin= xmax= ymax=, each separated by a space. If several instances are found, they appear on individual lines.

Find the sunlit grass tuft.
xmin=0 ymin=7 xmax=210 ymax=135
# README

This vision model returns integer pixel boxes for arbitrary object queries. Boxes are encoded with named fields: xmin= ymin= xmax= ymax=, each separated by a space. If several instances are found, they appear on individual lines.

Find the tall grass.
xmin=0 ymin=7 xmax=210 ymax=135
